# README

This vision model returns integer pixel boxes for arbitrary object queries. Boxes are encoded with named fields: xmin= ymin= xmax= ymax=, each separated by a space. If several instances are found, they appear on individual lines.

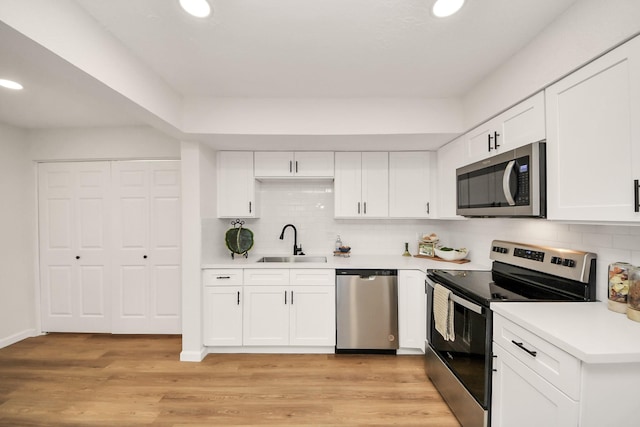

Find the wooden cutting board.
xmin=413 ymin=254 xmax=471 ymax=264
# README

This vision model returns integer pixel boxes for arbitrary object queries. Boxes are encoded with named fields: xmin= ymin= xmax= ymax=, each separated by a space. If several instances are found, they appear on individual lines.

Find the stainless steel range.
xmin=425 ymin=240 xmax=597 ymax=427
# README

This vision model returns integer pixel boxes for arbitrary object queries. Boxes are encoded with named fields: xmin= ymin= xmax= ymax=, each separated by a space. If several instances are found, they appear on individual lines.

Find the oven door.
xmin=426 ymin=279 xmax=492 ymax=409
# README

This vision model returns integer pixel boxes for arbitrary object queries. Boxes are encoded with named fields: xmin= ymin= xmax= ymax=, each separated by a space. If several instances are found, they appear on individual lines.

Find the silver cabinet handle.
xmin=295 ymin=161 xmax=298 ymax=173
xmin=502 ymin=160 xmax=516 ymax=206
xmin=426 ymin=202 xmax=430 ymax=214
xmin=357 ymin=202 xmax=361 ymax=214
xmin=634 ymin=179 xmax=639 ymax=213
xmin=364 ymin=202 xmax=367 ymax=214
xmin=289 ymin=160 xmax=292 ymax=173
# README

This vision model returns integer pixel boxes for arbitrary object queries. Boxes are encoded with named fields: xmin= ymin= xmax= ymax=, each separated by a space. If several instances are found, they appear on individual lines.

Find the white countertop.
xmin=492 ymin=302 xmax=640 ymax=364
xmin=202 ymin=253 xmax=489 ymax=273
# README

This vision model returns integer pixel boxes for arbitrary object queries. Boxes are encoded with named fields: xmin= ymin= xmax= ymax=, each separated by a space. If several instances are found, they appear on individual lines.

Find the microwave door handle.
xmin=502 ymin=160 xmax=517 ymax=206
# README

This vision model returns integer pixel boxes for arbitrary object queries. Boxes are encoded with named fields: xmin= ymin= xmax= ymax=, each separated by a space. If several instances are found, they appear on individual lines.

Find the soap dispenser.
xmin=335 ymin=235 xmax=343 ymax=252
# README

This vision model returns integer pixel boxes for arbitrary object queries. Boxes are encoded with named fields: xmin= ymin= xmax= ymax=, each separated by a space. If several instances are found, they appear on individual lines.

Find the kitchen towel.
xmin=434 ymin=284 xmax=455 ymax=341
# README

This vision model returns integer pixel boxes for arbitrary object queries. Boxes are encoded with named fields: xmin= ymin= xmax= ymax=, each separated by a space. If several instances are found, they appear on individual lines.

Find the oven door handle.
xmin=427 ymin=278 xmax=484 ymax=315
xmin=502 ymin=160 xmax=517 ymax=206
xmin=450 ymin=293 xmax=484 ymax=315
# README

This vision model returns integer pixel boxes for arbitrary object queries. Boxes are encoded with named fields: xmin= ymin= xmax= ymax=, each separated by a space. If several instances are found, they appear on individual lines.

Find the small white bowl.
xmin=435 ymin=247 xmax=469 ymax=261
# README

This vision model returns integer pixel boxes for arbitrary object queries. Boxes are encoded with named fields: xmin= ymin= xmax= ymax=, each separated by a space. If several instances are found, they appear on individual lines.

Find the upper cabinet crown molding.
xmin=545 ymin=35 xmax=640 ymax=222
xmin=254 ymin=151 xmax=334 ymax=179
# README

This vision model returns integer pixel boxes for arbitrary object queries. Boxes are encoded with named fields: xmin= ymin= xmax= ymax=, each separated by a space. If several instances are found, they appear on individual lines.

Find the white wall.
xmin=463 ymin=0 xmax=640 ymax=129
xmin=0 ymin=122 xmax=36 ymax=347
xmin=184 ymin=97 xmax=463 ymax=136
xmin=28 ymin=126 xmax=180 ymax=161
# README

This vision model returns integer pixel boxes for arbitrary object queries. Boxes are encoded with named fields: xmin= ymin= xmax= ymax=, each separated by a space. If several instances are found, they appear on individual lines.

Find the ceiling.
xmin=0 ymin=0 xmax=579 ymax=135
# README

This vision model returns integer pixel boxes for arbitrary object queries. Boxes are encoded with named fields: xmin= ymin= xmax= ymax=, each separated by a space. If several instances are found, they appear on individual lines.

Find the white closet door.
xmin=38 ymin=162 xmax=111 ymax=333
xmin=112 ymin=161 xmax=181 ymax=334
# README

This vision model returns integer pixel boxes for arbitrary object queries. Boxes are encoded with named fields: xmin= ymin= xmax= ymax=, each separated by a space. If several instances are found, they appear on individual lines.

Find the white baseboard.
xmin=180 ymin=347 xmax=207 ymax=362
xmin=0 ymin=328 xmax=37 ymax=349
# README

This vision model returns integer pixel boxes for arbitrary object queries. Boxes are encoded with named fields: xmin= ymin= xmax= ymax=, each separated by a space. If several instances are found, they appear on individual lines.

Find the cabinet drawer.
xmin=203 ymin=269 xmax=243 ymax=286
xmin=493 ymin=314 xmax=581 ymax=400
xmin=290 ymin=269 xmax=336 ymax=286
xmin=244 ymin=269 xmax=290 ymax=286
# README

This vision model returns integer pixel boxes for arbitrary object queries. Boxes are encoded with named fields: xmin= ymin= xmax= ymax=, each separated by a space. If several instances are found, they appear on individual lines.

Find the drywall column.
xmin=180 ymin=141 xmax=204 ymax=361
xmin=0 ymin=123 xmax=36 ymax=348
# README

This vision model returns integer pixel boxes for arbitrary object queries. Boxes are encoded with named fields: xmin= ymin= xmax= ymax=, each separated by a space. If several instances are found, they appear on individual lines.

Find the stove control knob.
xmin=562 ymin=258 xmax=576 ymax=268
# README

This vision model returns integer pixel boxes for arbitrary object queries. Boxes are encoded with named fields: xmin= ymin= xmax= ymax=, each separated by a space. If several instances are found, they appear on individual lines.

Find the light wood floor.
xmin=0 ymin=334 xmax=460 ymax=426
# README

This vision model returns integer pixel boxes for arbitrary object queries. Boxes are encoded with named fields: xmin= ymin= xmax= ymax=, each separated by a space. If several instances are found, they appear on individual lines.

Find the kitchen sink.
xmin=257 ymin=256 xmax=327 ymax=263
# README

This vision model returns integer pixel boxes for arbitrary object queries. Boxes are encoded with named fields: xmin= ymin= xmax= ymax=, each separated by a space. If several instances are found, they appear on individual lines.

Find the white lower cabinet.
xmin=203 ymin=286 xmax=243 ymax=346
xmin=491 ymin=342 xmax=579 ymax=427
xmin=202 ymin=269 xmax=244 ymax=346
xmin=492 ymin=314 xmax=581 ymax=426
xmin=398 ymin=270 xmax=426 ymax=352
xmin=203 ymin=268 xmax=335 ymax=350
xmin=492 ymin=313 xmax=640 ymax=427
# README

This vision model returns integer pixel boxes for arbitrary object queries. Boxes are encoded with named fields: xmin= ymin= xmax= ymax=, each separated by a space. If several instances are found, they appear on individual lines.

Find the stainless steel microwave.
xmin=456 ymin=141 xmax=546 ymax=217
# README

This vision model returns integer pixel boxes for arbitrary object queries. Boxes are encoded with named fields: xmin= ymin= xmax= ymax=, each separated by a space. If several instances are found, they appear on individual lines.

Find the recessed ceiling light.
xmin=179 ymin=0 xmax=211 ymax=18
xmin=432 ymin=0 xmax=465 ymax=18
xmin=0 ymin=79 xmax=23 ymax=90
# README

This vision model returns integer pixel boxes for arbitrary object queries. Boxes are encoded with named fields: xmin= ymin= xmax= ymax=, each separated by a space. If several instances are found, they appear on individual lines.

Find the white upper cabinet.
xmin=389 ymin=152 xmax=434 ymax=218
xmin=217 ymin=151 xmax=258 ymax=218
xmin=436 ymin=136 xmax=467 ymax=219
xmin=466 ymin=92 xmax=546 ymax=163
xmin=335 ymin=152 xmax=389 ymax=218
xmin=254 ymin=152 xmax=334 ymax=178
xmin=545 ymin=35 xmax=640 ymax=222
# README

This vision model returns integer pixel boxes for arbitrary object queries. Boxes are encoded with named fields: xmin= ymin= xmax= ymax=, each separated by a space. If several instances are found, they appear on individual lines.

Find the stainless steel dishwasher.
xmin=336 ymin=269 xmax=399 ymax=353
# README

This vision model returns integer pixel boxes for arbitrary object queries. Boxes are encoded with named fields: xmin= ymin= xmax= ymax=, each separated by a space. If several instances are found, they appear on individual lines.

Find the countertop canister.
xmin=608 ymin=262 xmax=633 ymax=313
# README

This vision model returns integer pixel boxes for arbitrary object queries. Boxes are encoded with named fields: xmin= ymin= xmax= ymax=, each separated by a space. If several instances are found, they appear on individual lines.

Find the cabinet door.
xmin=38 ymin=162 xmax=112 ymax=333
xmin=242 ymin=285 xmax=290 ymax=346
xmin=491 ymin=343 xmax=579 ymax=427
xmin=293 ymin=152 xmax=334 ymax=177
xmin=334 ymin=152 xmax=363 ymax=217
xmin=203 ymin=286 xmax=242 ymax=346
xmin=289 ymin=286 xmax=336 ymax=346
xmin=111 ymin=161 xmax=181 ymax=334
xmin=398 ymin=270 xmax=426 ymax=351
xmin=546 ymin=36 xmax=640 ymax=222
xmin=254 ymin=152 xmax=293 ymax=177
xmin=436 ymin=136 xmax=467 ymax=219
xmin=466 ymin=120 xmax=497 ymax=163
xmin=497 ymin=92 xmax=545 ymax=152
xmin=361 ymin=152 xmax=389 ymax=217
xmin=467 ymin=92 xmax=545 ymax=163
xmin=389 ymin=152 xmax=432 ymax=218
xmin=217 ymin=151 xmax=257 ymax=218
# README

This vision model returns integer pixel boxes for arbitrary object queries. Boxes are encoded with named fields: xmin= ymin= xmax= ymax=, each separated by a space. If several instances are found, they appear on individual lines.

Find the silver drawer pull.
xmin=511 ymin=340 xmax=537 ymax=357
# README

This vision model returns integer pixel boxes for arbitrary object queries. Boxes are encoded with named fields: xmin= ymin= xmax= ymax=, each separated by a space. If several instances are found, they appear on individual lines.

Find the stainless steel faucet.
xmin=279 ymin=224 xmax=304 ymax=255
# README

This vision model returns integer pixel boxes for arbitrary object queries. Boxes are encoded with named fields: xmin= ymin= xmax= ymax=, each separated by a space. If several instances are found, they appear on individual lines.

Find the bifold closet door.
xmin=38 ymin=162 xmax=112 ymax=333
xmin=111 ymin=161 xmax=181 ymax=334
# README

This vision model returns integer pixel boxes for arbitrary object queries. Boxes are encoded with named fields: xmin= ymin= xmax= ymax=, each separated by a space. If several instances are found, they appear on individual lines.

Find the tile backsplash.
xmin=203 ymin=180 xmax=640 ymax=303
